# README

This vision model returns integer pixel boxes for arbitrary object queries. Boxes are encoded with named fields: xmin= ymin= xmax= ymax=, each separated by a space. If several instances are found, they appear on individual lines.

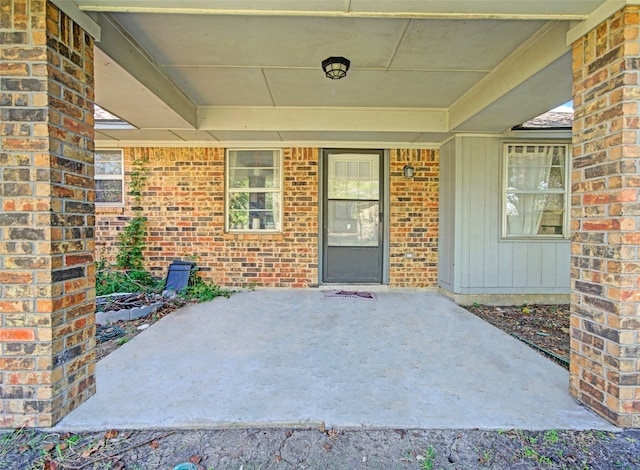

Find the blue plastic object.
xmin=165 ymin=260 xmax=196 ymax=291
xmin=172 ymin=463 xmax=198 ymax=470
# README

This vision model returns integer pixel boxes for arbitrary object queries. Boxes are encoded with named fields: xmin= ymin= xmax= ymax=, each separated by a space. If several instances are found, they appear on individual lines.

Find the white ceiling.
xmin=61 ymin=0 xmax=616 ymax=145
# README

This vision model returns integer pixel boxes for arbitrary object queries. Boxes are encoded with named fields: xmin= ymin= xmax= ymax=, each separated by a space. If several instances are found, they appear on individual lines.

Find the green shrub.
xmin=179 ymin=270 xmax=232 ymax=302
xmin=95 ymin=259 xmax=160 ymax=296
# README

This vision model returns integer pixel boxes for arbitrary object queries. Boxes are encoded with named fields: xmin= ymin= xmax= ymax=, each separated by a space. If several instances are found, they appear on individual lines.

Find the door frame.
xmin=318 ymin=148 xmax=390 ymax=285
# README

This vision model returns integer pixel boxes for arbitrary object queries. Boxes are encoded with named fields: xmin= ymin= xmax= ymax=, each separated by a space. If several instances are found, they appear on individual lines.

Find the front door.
xmin=322 ymin=149 xmax=384 ymax=283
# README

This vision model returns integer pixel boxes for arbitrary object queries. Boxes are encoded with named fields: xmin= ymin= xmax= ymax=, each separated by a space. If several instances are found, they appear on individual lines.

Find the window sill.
xmin=501 ymin=236 xmax=569 ymax=242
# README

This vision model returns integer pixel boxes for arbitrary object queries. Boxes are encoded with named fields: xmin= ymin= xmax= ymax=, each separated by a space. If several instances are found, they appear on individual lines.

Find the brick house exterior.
xmin=95 ymin=147 xmax=439 ymax=288
xmin=1 ymin=0 xmax=640 ymax=429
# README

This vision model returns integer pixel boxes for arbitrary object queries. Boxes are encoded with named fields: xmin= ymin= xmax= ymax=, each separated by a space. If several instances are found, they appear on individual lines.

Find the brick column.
xmin=0 ymin=1 xmax=96 ymax=427
xmin=571 ymin=6 xmax=640 ymax=427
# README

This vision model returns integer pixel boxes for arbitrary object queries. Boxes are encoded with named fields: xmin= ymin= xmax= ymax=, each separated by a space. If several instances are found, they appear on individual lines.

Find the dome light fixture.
xmin=322 ymin=56 xmax=350 ymax=80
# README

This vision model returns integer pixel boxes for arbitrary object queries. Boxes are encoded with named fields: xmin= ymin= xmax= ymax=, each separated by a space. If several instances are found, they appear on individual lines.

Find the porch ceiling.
xmin=64 ymin=0 xmax=614 ymax=145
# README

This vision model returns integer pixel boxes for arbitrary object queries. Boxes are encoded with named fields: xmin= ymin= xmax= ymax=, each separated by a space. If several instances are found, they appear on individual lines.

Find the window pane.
xmin=95 ymin=179 xmax=123 ymax=203
xmin=328 ymin=156 xmax=379 ymax=200
xmin=228 ymin=192 xmax=250 ymax=229
xmin=227 ymin=150 xmax=282 ymax=231
xmin=95 ymin=151 xmax=123 ymax=176
xmin=327 ymin=200 xmax=379 ymax=247
xmin=507 ymin=145 xmax=566 ymax=191
xmin=228 ymin=150 xmax=280 ymax=190
xmin=504 ymin=144 xmax=568 ymax=237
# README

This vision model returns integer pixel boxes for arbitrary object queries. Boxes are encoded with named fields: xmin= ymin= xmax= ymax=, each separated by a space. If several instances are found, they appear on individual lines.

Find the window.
xmin=95 ymin=149 xmax=124 ymax=205
xmin=503 ymin=143 xmax=569 ymax=238
xmin=226 ymin=149 xmax=282 ymax=232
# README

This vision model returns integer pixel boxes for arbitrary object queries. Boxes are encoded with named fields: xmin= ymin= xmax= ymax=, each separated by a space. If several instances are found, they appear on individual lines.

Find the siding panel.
xmin=454 ymin=136 xmax=570 ymax=296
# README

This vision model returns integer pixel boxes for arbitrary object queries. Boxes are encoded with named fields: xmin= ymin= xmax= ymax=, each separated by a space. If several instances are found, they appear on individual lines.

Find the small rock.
xmin=137 ymin=324 xmax=150 ymax=330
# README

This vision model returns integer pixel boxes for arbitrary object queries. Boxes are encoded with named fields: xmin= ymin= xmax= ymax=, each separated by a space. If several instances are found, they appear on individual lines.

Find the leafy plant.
xmin=179 ymin=270 xmax=232 ymax=302
xmin=116 ymin=155 xmax=148 ymax=271
xmin=479 ymin=449 xmax=493 ymax=465
xmin=95 ymin=259 xmax=160 ymax=297
xmin=421 ymin=446 xmax=435 ymax=470
xmin=544 ymin=429 xmax=559 ymax=444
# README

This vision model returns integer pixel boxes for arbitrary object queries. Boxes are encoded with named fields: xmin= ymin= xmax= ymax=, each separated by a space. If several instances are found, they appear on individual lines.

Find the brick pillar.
xmin=571 ymin=6 xmax=640 ymax=428
xmin=0 ymin=1 xmax=96 ymax=427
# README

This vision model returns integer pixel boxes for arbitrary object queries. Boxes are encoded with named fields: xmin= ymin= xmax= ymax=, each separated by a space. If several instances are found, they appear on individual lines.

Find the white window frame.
xmin=502 ymin=142 xmax=570 ymax=239
xmin=95 ymin=149 xmax=125 ymax=206
xmin=225 ymin=149 xmax=283 ymax=233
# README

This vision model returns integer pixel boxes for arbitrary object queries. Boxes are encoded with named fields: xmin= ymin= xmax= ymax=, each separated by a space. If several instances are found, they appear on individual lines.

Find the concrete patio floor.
xmin=56 ymin=289 xmax=615 ymax=432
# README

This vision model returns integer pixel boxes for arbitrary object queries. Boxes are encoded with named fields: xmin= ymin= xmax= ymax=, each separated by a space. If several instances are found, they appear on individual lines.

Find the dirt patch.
xmin=464 ymin=304 xmax=570 ymax=368
xmin=95 ymin=301 xmax=182 ymax=361
xmin=2 ymin=426 xmax=639 ymax=469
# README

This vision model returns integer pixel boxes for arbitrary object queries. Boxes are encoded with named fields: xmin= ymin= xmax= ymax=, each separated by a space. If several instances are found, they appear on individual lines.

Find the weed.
xmin=421 ymin=446 xmax=435 ymax=470
xmin=479 ymin=449 xmax=493 ymax=465
xmin=95 ymin=260 xmax=160 ymax=297
xmin=472 ymin=302 xmax=481 ymax=309
xmin=179 ymin=270 xmax=232 ymax=303
xmin=539 ymin=455 xmax=553 ymax=465
xmin=544 ymin=429 xmax=559 ymax=444
xmin=116 ymin=338 xmax=129 ymax=346
xmin=594 ymin=431 xmax=608 ymax=440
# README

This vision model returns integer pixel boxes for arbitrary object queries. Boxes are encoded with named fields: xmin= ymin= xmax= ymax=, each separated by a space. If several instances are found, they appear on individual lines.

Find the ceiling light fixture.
xmin=322 ymin=56 xmax=350 ymax=79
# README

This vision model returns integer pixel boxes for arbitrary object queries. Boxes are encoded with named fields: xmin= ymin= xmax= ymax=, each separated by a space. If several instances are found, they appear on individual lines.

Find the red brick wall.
xmin=571 ymin=6 xmax=640 ymax=427
xmin=98 ymin=147 xmax=319 ymax=287
xmin=389 ymin=149 xmax=439 ymax=287
xmin=96 ymin=147 xmax=439 ymax=288
xmin=0 ymin=1 xmax=96 ymax=427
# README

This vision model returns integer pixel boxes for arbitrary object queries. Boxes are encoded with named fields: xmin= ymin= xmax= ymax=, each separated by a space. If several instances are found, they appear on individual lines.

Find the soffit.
xmin=73 ymin=0 xmax=610 ymax=144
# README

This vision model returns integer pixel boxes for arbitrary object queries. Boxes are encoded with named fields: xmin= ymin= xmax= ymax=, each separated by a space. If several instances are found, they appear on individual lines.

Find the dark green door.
xmin=323 ymin=150 xmax=384 ymax=283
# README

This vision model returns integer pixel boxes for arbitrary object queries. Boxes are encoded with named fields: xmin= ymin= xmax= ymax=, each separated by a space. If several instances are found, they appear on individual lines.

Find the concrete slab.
xmin=56 ymin=289 xmax=615 ymax=431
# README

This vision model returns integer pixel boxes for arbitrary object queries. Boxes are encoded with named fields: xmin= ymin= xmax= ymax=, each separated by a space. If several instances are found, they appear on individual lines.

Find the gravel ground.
xmin=3 ymin=303 xmax=639 ymax=469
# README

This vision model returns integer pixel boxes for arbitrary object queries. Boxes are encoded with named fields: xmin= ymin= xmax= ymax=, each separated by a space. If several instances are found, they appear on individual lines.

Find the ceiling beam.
xmin=75 ymin=0 xmax=592 ymax=20
xmin=198 ymin=107 xmax=448 ymax=133
xmin=95 ymin=13 xmax=197 ymax=128
xmin=448 ymin=21 xmax=571 ymax=131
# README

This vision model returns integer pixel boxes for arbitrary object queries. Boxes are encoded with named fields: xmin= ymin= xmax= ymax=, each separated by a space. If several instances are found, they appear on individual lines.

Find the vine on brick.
xmin=116 ymin=155 xmax=148 ymax=271
xmin=96 ymin=154 xmax=157 ymax=296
